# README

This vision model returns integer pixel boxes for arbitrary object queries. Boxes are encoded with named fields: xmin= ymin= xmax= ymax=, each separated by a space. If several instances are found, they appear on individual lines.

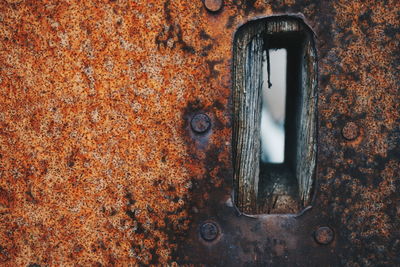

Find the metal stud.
xmin=191 ymin=113 xmax=211 ymax=134
xmin=314 ymin=226 xmax=334 ymax=245
xmin=342 ymin=122 xmax=359 ymax=141
xmin=204 ymin=0 xmax=223 ymax=12
xmin=200 ymin=222 xmax=219 ymax=241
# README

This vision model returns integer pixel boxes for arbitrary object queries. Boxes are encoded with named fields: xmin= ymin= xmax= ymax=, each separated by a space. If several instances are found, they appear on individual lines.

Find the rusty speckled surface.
xmin=0 ymin=0 xmax=399 ymax=266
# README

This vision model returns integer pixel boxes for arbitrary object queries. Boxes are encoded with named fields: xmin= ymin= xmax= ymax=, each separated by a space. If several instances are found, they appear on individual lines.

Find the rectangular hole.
xmin=233 ymin=17 xmax=317 ymax=215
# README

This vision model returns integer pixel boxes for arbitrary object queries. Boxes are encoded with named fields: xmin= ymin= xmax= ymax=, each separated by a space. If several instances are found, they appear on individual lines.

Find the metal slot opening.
xmin=233 ymin=17 xmax=317 ymax=214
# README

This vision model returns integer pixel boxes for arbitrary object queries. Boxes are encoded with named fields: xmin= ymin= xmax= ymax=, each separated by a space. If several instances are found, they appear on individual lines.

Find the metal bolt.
xmin=342 ymin=122 xmax=359 ymax=141
xmin=204 ymin=0 xmax=223 ymax=12
xmin=314 ymin=226 xmax=334 ymax=245
xmin=190 ymin=113 xmax=211 ymax=134
xmin=200 ymin=222 xmax=219 ymax=241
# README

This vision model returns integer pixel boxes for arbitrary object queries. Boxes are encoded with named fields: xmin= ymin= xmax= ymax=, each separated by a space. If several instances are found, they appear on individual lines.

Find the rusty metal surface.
xmin=0 ymin=0 xmax=398 ymax=266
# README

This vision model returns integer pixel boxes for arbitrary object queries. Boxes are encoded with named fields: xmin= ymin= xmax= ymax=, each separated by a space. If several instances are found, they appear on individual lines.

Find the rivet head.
xmin=190 ymin=113 xmax=211 ymax=134
xmin=204 ymin=0 xmax=223 ymax=12
xmin=314 ymin=226 xmax=334 ymax=245
xmin=342 ymin=122 xmax=359 ymax=141
xmin=200 ymin=222 xmax=219 ymax=241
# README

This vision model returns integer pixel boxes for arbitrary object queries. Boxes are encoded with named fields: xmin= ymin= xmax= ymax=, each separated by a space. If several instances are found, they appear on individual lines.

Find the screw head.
xmin=204 ymin=0 xmax=223 ymax=12
xmin=314 ymin=226 xmax=334 ymax=245
xmin=342 ymin=122 xmax=359 ymax=141
xmin=190 ymin=113 xmax=211 ymax=134
xmin=200 ymin=222 xmax=219 ymax=241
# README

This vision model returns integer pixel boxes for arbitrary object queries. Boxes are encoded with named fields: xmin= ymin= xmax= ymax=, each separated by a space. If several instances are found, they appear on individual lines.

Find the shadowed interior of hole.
xmin=258 ymin=30 xmax=306 ymax=213
xmin=260 ymin=48 xmax=287 ymax=164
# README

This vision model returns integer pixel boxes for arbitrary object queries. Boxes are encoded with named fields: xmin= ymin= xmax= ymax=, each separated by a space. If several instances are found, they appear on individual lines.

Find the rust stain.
xmin=0 ymin=0 xmax=398 ymax=265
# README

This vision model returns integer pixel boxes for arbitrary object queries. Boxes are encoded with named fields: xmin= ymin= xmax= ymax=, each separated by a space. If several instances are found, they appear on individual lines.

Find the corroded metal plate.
xmin=0 ymin=0 xmax=398 ymax=266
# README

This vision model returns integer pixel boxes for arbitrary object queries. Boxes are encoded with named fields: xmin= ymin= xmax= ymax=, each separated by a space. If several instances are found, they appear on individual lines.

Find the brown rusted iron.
xmin=0 ymin=0 xmax=398 ymax=266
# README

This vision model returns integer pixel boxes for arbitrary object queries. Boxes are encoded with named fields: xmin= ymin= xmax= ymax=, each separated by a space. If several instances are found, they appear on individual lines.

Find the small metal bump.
xmin=204 ymin=0 xmax=223 ymax=12
xmin=342 ymin=122 xmax=359 ymax=141
xmin=200 ymin=222 xmax=219 ymax=241
xmin=314 ymin=226 xmax=334 ymax=245
xmin=190 ymin=113 xmax=211 ymax=134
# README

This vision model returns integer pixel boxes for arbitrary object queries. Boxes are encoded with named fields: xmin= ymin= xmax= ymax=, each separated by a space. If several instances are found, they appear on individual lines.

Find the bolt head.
xmin=200 ymin=222 xmax=219 ymax=241
xmin=204 ymin=0 xmax=223 ymax=12
xmin=342 ymin=122 xmax=359 ymax=141
xmin=314 ymin=226 xmax=334 ymax=245
xmin=191 ymin=113 xmax=211 ymax=134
